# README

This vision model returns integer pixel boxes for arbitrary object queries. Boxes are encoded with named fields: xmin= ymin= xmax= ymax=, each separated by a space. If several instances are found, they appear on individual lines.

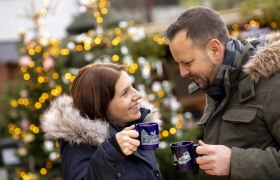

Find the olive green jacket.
xmin=198 ymin=32 xmax=280 ymax=180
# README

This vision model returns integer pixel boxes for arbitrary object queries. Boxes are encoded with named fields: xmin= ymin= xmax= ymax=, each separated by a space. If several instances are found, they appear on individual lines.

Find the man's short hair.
xmin=165 ymin=6 xmax=230 ymax=48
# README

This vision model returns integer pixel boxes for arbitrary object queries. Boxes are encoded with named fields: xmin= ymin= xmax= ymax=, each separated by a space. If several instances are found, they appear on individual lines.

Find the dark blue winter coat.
xmin=41 ymin=94 xmax=163 ymax=180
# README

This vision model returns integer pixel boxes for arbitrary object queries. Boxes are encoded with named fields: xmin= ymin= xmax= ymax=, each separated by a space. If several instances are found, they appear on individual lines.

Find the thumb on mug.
xmin=123 ymin=125 xmax=135 ymax=131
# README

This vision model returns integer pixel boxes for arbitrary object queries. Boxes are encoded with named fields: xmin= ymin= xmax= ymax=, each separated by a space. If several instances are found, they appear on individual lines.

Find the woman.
xmin=41 ymin=62 xmax=162 ymax=180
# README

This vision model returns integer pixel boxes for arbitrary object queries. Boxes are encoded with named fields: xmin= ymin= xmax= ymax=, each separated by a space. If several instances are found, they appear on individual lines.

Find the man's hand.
xmin=196 ymin=140 xmax=231 ymax=176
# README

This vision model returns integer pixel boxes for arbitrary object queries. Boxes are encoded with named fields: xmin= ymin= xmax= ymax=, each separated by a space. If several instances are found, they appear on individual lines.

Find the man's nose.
xmin=179 ymin=66 xmax=190 ymax=77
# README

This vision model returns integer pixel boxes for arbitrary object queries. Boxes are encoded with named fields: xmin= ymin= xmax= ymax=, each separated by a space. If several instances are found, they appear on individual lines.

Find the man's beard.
xmin=199 ymin=56 xmax=219 ymax=90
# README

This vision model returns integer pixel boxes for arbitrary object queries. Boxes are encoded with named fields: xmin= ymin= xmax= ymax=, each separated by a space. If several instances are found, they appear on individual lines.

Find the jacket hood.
xmin=243 ymin=32 xmax=280 ymax=82
xmin=40 ymin=94 xmax=162 ymax=147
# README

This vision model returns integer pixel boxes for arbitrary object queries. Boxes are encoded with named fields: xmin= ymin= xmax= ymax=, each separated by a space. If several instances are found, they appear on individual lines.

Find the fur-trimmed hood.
xmin=40 ymin=94 xmax=162 ymax=147
xmin=243 ymin=32 xmax=280 ymax=82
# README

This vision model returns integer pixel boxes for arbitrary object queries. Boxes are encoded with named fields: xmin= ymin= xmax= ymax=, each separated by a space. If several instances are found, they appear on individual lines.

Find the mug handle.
xmin=192 ymin=144 xmax=199 ymax=163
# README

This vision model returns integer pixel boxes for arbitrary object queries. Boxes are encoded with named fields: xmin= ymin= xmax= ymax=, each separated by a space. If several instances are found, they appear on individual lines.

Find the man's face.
xmin=168 ymin=30 xmax=220 ymax=90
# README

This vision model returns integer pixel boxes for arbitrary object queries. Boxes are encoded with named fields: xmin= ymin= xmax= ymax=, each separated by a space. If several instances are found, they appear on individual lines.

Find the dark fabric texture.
xmin=108 ymin=135 xmax=125 ymax=157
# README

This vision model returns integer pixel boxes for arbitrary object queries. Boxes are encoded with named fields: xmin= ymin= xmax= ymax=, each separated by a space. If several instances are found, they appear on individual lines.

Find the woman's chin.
xmin=132 ymin=112 xmax=141 ymax=121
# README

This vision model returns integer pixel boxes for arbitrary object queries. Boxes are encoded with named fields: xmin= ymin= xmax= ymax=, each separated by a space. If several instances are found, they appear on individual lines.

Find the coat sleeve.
xmin=230 ymin=78 xmax=280 ymax=180
xmin=85 ymin=139 xmax=126 ymax=179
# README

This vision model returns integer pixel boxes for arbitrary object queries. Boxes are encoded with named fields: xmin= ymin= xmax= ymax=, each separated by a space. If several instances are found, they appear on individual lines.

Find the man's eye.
xmin=184 ymin=61 xmax=192 ymax=65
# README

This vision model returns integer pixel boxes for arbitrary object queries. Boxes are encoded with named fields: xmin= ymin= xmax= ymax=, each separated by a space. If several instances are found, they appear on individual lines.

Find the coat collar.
xmin=235 ymin=32 xmax=280 ymax=103
xmin=243 ymin=32 xmax=280 ymax=82
xmin=40 ymin=94 xmax=162 ymax=147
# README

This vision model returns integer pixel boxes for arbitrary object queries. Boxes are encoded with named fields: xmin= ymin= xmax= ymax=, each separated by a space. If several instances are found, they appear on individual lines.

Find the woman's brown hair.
xmin=70 ymin=63 xmax=125 ymax=120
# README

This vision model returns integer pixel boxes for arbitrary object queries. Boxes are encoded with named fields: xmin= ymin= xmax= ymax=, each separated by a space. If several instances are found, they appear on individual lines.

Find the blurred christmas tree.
xmin=0 ymin=0 xmax=201 ymax=179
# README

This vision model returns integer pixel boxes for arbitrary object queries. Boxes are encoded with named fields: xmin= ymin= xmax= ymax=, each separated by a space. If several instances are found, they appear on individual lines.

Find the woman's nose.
xmin=133 ymin=89 xmax=142 ymax=100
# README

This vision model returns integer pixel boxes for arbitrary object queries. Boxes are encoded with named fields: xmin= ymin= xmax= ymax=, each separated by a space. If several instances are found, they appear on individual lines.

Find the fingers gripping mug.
xmin=170 ymin=141 xmax=198 ymax=172
xmin=135 ymin=122 xmax=159 ymax=150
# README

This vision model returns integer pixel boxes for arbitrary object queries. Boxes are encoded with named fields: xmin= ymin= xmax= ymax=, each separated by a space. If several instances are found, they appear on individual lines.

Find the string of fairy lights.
xmin=230 ymin=19 xmax=277 ymax=38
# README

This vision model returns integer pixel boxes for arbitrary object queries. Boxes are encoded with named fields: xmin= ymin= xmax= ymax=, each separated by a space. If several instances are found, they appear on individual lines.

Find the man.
xmin=165 ymin=6 xmax=280 ymax=180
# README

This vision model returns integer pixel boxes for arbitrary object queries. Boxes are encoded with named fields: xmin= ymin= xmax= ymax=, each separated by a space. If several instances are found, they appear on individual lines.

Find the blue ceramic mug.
xmin=170 ymin=141 xmax=198 ymax=172
xmin=135 ymin=122 xmax=159 ymax=150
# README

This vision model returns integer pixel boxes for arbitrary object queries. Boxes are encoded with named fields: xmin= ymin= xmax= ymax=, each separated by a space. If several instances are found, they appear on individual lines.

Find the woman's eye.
xmin=121 ymin=90 xmax=128 ymax=96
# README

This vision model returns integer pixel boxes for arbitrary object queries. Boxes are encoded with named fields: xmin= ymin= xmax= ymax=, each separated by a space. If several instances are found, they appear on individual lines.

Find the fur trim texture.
xmin=243 ymin=32 xmax=280 ymax=82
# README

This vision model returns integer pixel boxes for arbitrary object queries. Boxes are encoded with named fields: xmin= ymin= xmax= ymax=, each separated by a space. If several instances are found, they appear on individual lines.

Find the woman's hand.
xmin=116 ymin=125 xmax=140 ymax=155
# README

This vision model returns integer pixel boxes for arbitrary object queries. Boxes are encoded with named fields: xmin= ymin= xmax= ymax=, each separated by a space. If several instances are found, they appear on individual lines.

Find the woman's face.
xmin=107 ymin=71 xmax=142 ymax=126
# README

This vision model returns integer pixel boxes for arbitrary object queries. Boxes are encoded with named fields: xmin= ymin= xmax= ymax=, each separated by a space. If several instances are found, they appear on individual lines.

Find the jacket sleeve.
xmin=230 ymin=78 xmax=280 ymax=180
xmin=85 ymin=138 xmax=126 ymax=179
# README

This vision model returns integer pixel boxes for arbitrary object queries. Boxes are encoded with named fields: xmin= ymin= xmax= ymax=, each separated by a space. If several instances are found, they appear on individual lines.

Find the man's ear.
xmin=207 ymin=39 xmax=223 ymax=61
